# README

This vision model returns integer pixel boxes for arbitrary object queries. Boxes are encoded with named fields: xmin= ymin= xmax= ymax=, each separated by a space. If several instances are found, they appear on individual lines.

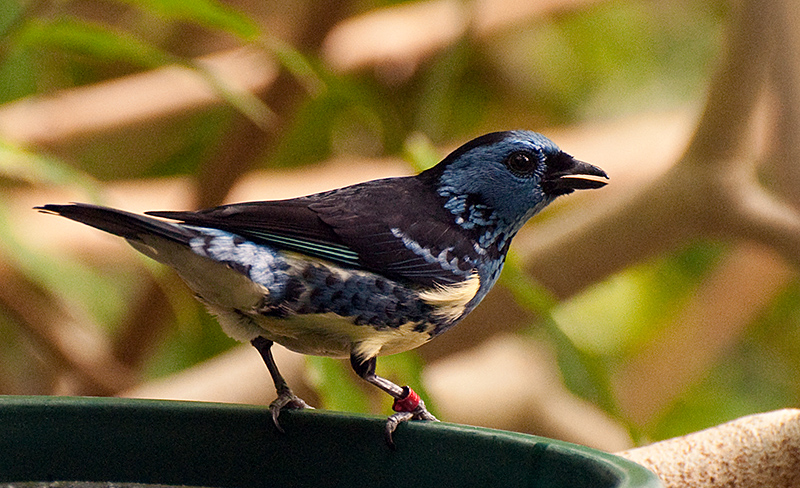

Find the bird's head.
xmin=419 ymin=130 xmax=608 ymax=237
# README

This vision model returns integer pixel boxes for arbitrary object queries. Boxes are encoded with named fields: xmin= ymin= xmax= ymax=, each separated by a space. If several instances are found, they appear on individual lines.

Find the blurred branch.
xmin=731 ymin=165 xmax=800 ymax=260
xmin=0 ymin=46 xmax=278 ymax=148
xmin=520 ymin=0 xmax=797 ymax=296
xmin=682 ymin=0 xmax=771 ymax=164
xmin=617 ymin=409 xmax=800 ymax=488
xmin=766 ymin=0 xmax=800 ymax=206
xmin=489 ymin=0 xmax=800 ymax=428
xmin=322 ymin=0 xmax=603 ymax=81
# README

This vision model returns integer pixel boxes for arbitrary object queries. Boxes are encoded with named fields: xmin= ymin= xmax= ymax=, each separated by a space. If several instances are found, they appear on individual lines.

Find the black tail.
xmin=35 ymin=203 xmax=195 ymax=244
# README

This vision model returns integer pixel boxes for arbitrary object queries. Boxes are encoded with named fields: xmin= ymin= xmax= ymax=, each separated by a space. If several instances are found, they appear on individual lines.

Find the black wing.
xmin=147 ymin=177 xmax=478 ymax=287
xmin=150 ymin=198 xmax=361 ymax=267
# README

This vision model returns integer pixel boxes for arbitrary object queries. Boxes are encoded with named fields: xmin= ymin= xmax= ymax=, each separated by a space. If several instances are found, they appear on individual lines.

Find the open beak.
xmin=542 ymin=153 xmax=609 ymax=195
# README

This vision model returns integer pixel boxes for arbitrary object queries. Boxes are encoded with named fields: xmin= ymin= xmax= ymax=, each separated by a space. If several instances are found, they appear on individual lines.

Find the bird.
xmin=36 ymin=130 xmax=607 ymax=447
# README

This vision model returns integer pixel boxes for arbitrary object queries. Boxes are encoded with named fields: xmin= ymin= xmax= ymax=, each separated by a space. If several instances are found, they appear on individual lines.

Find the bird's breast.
xmin=417 ymin=273 xmax=481 ymax=326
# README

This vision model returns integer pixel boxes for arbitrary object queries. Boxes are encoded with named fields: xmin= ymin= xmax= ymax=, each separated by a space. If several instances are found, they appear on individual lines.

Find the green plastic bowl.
xmin=0 ymin=396 xmax=661 ymax=487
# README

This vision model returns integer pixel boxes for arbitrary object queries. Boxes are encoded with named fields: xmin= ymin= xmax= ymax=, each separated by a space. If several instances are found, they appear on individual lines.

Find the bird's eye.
xmin=504 ymin=151 xmax=537 ymax=176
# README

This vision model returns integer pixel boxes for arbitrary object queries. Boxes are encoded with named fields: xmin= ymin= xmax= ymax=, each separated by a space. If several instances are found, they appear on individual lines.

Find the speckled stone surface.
xmin=617 ymin=409 xmax=800 ymax=488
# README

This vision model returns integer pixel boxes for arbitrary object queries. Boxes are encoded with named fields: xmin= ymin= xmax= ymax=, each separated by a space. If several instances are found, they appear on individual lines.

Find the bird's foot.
xmin=269 ymin=387 xmax=313 ymax=434
xmin=385 ymin=386 xmax=438 ymax=449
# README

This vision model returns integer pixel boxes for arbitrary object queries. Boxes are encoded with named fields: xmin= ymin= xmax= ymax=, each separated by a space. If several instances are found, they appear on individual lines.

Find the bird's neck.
xmin=436 ymin=190 xmax=521 ymax=257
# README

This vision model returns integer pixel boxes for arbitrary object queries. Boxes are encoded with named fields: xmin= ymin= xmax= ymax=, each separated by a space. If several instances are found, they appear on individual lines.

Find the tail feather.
xmin=35 ymin=203 xmax=195 ymax=244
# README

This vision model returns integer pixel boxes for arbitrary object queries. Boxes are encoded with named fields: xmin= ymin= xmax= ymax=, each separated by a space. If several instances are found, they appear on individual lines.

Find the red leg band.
xmin=392 ymin=386 xmax=421 ymax=412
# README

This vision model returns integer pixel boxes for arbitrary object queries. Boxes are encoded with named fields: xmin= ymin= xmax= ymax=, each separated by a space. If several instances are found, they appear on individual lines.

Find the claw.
xmin=268 ymin=387 xmax=313 ymax=434
xmin=348 ymin=356 xmax=439 ymax=448
xmin=385 ymin=411 xmax=414 ymax=448
xmin=251 ymin=337 xmax=313 ymax=434
xmin=384 ymin=388 xmax=438 ymax=449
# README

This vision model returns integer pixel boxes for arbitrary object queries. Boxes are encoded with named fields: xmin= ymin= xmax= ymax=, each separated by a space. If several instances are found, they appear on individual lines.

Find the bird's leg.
xmin=350 ymin=354 xmax=438 ymax=448
xmin=251 ymin=336 xmax=312 ymax=433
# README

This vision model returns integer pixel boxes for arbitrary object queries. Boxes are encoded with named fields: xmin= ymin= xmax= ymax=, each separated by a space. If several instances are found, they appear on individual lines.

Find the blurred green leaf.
xmin=270 ymin=72 xmax=401 ymax=168
xmin=500 ymin=253 xmax=617 ymax=416
xmin=0 ymin=142 xmax=102 ymax=195
xmin=487 ymin=0 xmax=727 ymax=122
xmin=500 ymin=252 xmax=559 ymax=313
xmin=652 ymin=281 xmax=800 ymax=439
xmin=305 ymin=351 xmax=431 ymax=417
xmin=15 ymin=17 xmax=172 ymax=68
xmin=414 ymin=40 xmax=475 ymax=140
xmin=307 ymin=356 xmax=370 ymax=413
xmin=183 ymin=59 xmax=277 ymax=131
xmin=136 ymin=107 xmax=234 ymax=179
xmin=0 ymin=44 xmax=36 ymax=103
xmin=553 ymin=242 xmax=726 ymax=356
xmin=143 ymin=282 xmax=238 ymax=379
xmin=654 ymin=320 xmax=800 ymax=441
xmin=259 ymin=35 xmax=324 ymax=95
xmin=402 ymin=132 xmax=441 ymax=172
xmin=120 ymin=0 xmax=260 ymax=40
xmin=0 ymin=0 xmax=24 ymax=39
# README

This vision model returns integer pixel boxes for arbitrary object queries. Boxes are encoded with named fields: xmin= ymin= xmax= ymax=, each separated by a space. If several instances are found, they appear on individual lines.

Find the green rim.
xmin=0 ymin=396 xmax=661 ymax=488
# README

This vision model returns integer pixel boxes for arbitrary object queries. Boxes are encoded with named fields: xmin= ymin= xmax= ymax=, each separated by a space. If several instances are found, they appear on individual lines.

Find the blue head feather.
xmin=422 ymin=131 xmax=564 ymax=242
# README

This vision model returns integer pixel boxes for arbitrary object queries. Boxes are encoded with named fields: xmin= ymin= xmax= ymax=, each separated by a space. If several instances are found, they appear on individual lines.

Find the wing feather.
xmin=147 ymin=176 xmax=480 ymax=287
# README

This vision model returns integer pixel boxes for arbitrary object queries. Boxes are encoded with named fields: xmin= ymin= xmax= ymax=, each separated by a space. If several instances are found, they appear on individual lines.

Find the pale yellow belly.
xmin=211 ymin=306 xmax=434 ymax=360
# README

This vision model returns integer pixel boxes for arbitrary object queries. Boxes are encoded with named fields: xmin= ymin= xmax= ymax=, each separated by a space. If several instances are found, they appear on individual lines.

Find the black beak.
xmin=542 ymin=152 xmax=608 ymax=195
